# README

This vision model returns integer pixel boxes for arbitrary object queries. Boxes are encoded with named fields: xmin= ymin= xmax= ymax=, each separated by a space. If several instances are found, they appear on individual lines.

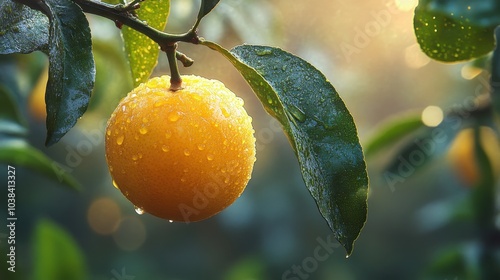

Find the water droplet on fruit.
xmin=142 ymin=117 xmax=148 ymax=123
xmin=112 ymin=180 xmax=119 ymax=189
xmin=197 ymin=143 xmax=206 ymax=150
xmin=162 ymin=145 xmax=170 ymax=152
xmin=207 ymin=154 xmax=214 ymax=161
xmin=134 ymin=206 xmax=145 ymax=215
xmin=165 ymin=131 xmax=172 ymax=139
xmin=116 ymin=135 xmax=124 ymax=145
xmin=139 ymin=127 xmax=148 ymax=134
xmin=184 ymin=149 xmax=190 ymax=156
xmin=132 ymin=155 xmax=139 ymax=161
xmin=168 ymin=112 xmax=180 ymax=122
xmin=168 ymin=220 xmax=174 ymax=223
xmin=224 ymin=178 xmax=230 ymax=184
xmin=221 ymin=106 xmax=230 ymax=117
xmin=106 ymin=130 xmax=111 ymax=136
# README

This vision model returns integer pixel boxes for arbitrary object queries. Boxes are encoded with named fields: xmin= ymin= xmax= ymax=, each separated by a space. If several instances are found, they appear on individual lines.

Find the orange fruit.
xmin=105 ymin=75 xmax=256 ymax=222
xmin=447 ymin=127 xmax=500 ymax=187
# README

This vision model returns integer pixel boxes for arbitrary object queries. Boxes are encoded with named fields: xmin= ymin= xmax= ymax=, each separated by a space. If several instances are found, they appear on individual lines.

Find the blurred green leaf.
xmin=224 ymin=256 xmax=268 ymax=280
xmin=414 ymin=0 xmax=498 ymax=62
xmin=197 ymin=0 xmax=221 ymax=23
xmin=44 ymin=0 xmax=95 ymax=146
xmin=424 ymin=244 xmax=480 ymax=280
xmin=33 ymin=219 xmax=87 ymax=280
xmin=384 ymin=115 xmax=464 ymax=185
xmin=364 ymin=113 xmax=424 ymax=158
xmin=203 ymin=41 xmax=368 ymax=256
xmin=122 ymin=0 xmax=170 ymax=86
xmin=0 ymin=85 xmax=27 ymax=136
xmin=0 ymin=138 xmax=81 ymax=190
xmin=0 ymin=0 xmax=49 ymax=54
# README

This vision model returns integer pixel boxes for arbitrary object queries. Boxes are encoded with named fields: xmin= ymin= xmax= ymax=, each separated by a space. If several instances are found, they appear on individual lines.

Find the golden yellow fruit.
xmin=105 ymin=75 xmax=256 ymax=222
xmin=447 ymin=127 xmax=500 ymax=187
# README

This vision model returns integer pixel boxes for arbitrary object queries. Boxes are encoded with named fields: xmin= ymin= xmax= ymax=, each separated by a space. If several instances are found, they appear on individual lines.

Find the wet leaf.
xmin=0 ymin=0 xmax=49 ymax=54
xmin=414 ymin=0 xmax=498 ymax=62
xmin=44 ymin=0 xmax=95 ymax=145
xmin=203 ymin=41 xmax=368 ymax=255
xmin=197 ymin=0 xmax=221 ymax=22
xmin=0 ymin=138 xmax=81 ymax=190
xmin=122 ymin=0 xmax=170 ymax=86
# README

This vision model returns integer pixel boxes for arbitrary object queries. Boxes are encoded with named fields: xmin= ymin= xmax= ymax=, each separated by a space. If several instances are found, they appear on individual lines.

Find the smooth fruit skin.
xmin=105 ymin=75 xmax=256 ymax=222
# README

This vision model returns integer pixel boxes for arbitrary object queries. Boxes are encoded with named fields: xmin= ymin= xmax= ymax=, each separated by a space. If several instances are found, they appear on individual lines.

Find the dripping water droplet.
xmin=134 ymin=206 xmax=145 ymax=215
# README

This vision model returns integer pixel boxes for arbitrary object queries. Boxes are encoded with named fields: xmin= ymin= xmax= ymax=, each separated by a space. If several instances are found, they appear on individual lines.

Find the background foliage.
xmin=1 ymin=0 xmax=500 ymax=279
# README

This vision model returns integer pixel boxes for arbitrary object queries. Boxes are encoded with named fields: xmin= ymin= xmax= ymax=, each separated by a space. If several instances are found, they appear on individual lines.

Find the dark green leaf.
xmin=491 ymin=27 xmax=500 ymax=115
xmin=33 ymin=219 xmax=87 ymax=280
xmin=44 ymin=0 xmax=95 ymax=145
xmin=122 ymin=0 xmax=170 ymax=86
xmin=414 ymin=0 xmax=498 ymax=62
xmin=364 ymin=113 xmax=424 ymax=158
xmin=0 ymin=0 xmax=49 ymax=54
xmin=203 ymin=41 xmax=368 ymax=255
xmin=197 ymin=0 xmax=221 ymax=22
xmin=0 ymin=138 xmax=81 ymax=190
xmin=0 ymin=85 xmax=27 ymax=136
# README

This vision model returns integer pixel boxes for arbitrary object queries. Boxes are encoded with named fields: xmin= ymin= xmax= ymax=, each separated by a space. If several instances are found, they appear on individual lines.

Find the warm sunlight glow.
xmin=421 ymin=106 xmax=444 ymax=127
xmin=394 ymin=0 xmax=418 ymax=11
xmin=405 ymin=43 xmax=431 ymax=69
xmin=461 ymin=65 xmax=482 ymax=80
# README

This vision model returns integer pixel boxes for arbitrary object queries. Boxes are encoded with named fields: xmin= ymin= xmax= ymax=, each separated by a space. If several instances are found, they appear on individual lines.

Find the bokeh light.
xmin=87 ymin=197 xmax=122 ymax=235
xmin=421 ymin=105 xmax=444 ymax=127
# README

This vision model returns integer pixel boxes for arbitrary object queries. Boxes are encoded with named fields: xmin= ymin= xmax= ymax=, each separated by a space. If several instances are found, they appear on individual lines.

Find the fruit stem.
xmin=165 ymin=44 xmax=183 ymax=91
xmin=65 ymin=0 xmax=200 ymax=46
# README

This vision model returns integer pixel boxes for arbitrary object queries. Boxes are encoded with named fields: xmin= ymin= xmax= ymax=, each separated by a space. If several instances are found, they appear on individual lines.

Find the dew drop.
xmin=197 ymin=143 xmax=206 ymax=150
xmin=139 ymin=127 xmax=148 ymax=134
xmin=168 ymin=112 xmax=180 ymax=122
xmin=112 ymin=180 xmax=119 ymax=189
xmin=224 ymin=178 xmax=230 ymax=184
xmin=134 ymin=206 xmax=145 ymax=215
xmin=207 ymin=154 xmax=214 ymax=161
xmin=116 ymin=135 xmax=124 ymax=145
xmin=142 ymin=117 xmax=148 ymax=123
xmin=132 ymin=155 xmax=139 ymax=161
xmin=162 ymin=145 xmax=170 ymax=152
xmin=106 ymin=130 xmax=111 ymax=136
xmin=184 ymin=149 xmax=191 ymax=156
xmin=256 ymin=49 xmax=273 ymax=56
xmin=168 ymin=220 xmax=174 ymax=223
xmin=165 ymin=131 xmax=172 ymax=139
xmin=288 ymin=105 xmax=306 ymax=123
xmin=267 ymin=95 xmax=273 ymax=104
